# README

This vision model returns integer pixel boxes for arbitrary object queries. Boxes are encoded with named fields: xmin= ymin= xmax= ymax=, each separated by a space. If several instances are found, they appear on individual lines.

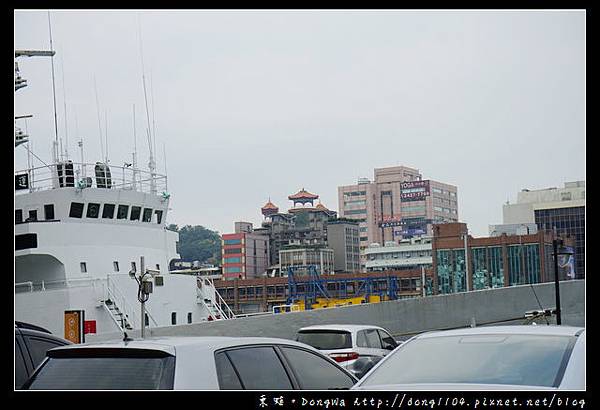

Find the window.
xmin=142 ymin=208 xmax=153 ymax=222
xmin=156 ymin=264 xmax=160 ymax=271
xmin=171 ymin=312 xmax=177 ymax=325
xmin=224 ymin=239 xmax=242 ymax=245
xmin=113 ymin=261 xmax=119 ymax=272
xmin=215 ymin=352 xmax=243 ymax=390
xmin=280 ymin=347 xmax=355 ymax=389
xmin=155 ymin=210 xmax=163 ymax=224
xmin=364 ymin=329 xmax=382 ymax=349
xmin=131 ymin=261 xmax=137 ymax=273
xmin=145 ymin=314 xmax=149 ymax=327
xmin=130 ymin=206 xmax=141 ymax=221
xmin=28 ymin=210 xmax=38 ymax=221
xmin=16 ymin=209 xmax=23 ymax=224
xmin=117 ymin=205 xmax=129 ymax=219
xmin=377 ymin=330 xmax=397 ymax=350
xmin=44 ymin=204 xmax=55 ymax=220
xmin=102 ymin=204 xmax=116 ymax=219
xmin=224 ymin=347 xmax=293 ymax=390
xmin=224 ymin=248 xmax=242 ymax=254
xmin=187 ymin=312 xmax=192 ymax=324
xmin=296 ymin=330 xmax=352 ymax=350
xmin=15 ymin=339 xmax=29 ymax=388
xmin=16 ymin=234 xmax=37 ymax=250
xmin=80 ymin=262 xmax=87 ymax=273
xmin=86 ymin=203 xmax=100 ymax=218
xmin=25 ymin=336 xmax=66 ymax=369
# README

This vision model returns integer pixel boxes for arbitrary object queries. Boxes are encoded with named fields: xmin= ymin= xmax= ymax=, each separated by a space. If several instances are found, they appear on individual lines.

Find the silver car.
xmin=352 ymin=325 xmax=586 ymax=390
xmin=296 ymin=324 xmax=399 ymax=378
xmin=22 ymin=336 xmax=358 ymax=390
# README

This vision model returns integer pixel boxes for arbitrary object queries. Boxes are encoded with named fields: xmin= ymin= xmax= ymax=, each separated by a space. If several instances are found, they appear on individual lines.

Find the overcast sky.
xmin=14 ymin=10 xmax=585 ymax=236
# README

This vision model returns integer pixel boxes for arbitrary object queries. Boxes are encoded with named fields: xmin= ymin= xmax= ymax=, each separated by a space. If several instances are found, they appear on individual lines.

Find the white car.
xmin=352 ymin=325 xmax=586 ymax=390
xmin=22 ymin=336 xmax=358 ymax=390
xmin=296 ymin=324 xmax=399 ymax=378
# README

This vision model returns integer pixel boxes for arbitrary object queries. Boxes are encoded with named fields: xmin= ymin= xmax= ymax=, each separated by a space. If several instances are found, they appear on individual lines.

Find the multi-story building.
xmin=326 ymin=218 xmax=360 ymax=273
xmin=500 ymin=181 xmax=585 ymax=279
xmin=432 ymin=222 xmax=576 ymax=295
xmin=364 ymin=236 xmax=432 ymax=272
xmin=338 ymin=165 xmax=458 ymax=270
xmin=279 ymin=245 xmax=335 ymax=276
xmin=221 ymin=222 xmax=270 ymax=280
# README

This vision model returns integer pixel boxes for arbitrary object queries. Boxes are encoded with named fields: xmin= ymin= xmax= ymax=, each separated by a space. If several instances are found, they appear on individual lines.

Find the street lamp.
xmin=552 ymin=237 xmax=574 ymax=325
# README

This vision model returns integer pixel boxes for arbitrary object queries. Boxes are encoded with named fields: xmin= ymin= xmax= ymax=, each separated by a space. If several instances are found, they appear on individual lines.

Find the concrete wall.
xmin=87 ymin=280 xmax=585 ymax=343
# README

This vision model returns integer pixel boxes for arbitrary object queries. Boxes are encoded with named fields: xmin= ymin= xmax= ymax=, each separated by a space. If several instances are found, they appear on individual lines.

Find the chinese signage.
xmin=400 ymin=180 xmax=430 ymax=202
xmin=15 ymin=173 xmax=29 ymax=190
xmin=64 ymin=310 xmax=85 ymax=344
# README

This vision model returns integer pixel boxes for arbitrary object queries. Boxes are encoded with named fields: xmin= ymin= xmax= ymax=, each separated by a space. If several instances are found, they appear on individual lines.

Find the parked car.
xmin=22 ymin=336 xmax=358 ymax=390
xmin=352 ymin=325 xmax=586 ymax=390
xmin=296 ymin=324 xmax=398 ymax=378
xmin=15 ymin=321 xmax=71 ymax=389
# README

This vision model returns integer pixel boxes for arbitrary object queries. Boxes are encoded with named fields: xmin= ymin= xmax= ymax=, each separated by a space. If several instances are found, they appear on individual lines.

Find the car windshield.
xmin=361 ymin=334 xmax=575 ymax=388
xmin=27 ymin=355 xmax=175 ymax=390
xmin=297 ymin=330 xmax=352 ymax=350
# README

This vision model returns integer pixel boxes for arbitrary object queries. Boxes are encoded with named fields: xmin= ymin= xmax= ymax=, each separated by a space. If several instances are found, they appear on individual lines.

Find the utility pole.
xmin=464 ymin=230 xmax=470 ymax=292
xmin=421 ymin=265 xmax=426 ymax=297
xmin=140 ymin=256 xmax=146 ymax=338
xmin=553 ymin=239 xmax=562 ymax=325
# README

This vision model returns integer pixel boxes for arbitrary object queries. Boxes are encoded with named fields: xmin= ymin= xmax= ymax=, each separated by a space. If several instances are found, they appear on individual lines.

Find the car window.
xmin=296 ymin=330 xmax=352 ymax=350
xmin=356 ymin=331 xmax=369 ymax=348
xmin=25 ymin=336 xmax=66 ymax=368
xmin=15 ymin=339 xmax=29 ymax=388
xmin=215 ymin=352 xmax=243 ymax=390
xmin=364 ymin=329 xmax=382 ymax=349
xmin=361 ymin=334 xmax=576 ymax=388
xmin=27 ymin=356 xmax=175 ymax=390
xmin=377 ymin=330 xmax=397 ymax=350
xmin=225 ymin=346 xmax=293 ymax=390
xmin=280 ymin=347 xmax=356 ymax=390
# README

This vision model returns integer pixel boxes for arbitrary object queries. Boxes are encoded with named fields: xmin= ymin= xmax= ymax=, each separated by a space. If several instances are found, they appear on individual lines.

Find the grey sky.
xmin=14 ymin=10 xmax=585 ymax=237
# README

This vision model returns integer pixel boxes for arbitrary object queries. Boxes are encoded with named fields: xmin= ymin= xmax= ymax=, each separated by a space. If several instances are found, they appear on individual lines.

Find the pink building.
xmin=221 ymin=222 xmax=270 ymax=280
xmin=338 ymin=166 xmax=458 ymax=270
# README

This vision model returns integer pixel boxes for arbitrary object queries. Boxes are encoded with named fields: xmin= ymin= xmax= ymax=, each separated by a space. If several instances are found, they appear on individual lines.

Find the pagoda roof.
xmin=288 ymin=188 xmax=319 ymax=200
xmin=315 ymin=202 xmax=329 ymax=211
xmin=261 ymin=199 xmax=279 ymax=211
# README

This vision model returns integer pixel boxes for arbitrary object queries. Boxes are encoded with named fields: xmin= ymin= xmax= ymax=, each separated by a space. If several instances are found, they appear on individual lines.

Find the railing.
xmin=15 ymin=276 xmax=102 ymax=293
xmin=198 ymin=277 xmax=236 ymax=320
xmin=15 ymin=161 xmax=168 ymax=196
xmin=105 ymin=276 xmax=158 ymax=328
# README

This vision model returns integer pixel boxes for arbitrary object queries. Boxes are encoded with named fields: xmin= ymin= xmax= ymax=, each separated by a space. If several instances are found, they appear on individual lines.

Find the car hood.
xmin=352 ymin=383 xmax=553 ymax=390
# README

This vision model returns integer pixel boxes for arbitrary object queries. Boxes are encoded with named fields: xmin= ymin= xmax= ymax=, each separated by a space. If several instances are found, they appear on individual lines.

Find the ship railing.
xmin=106 ymin=276 xmax=158 ymax=328
xmin=15 ymin=161 xmax=168 ymax=196
xmin=197 ymin=277 xmax=236 ymax=320
xmin=15 ymin=277 xmax=103 ymax=293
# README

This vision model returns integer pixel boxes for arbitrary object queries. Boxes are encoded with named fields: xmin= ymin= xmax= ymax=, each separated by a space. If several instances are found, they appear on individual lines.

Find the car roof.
xmin=298 ymin=324 xmax=387 ymax=332
xmin=46 ymin=336 xmax=319 ymax=356
xmin=416 ymin=325 xmax=584 ymax=339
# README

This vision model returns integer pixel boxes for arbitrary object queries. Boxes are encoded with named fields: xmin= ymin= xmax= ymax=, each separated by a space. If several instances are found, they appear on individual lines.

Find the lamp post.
xmin=552 ymin=237 xmax=574 ymax=325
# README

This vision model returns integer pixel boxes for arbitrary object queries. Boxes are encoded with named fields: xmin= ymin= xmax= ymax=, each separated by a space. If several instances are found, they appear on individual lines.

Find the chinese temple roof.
xmin=288 ymin=188 xmax=319 ymax=200
xmin=315 ymin=201 xmax=329 ymax=211
xmin=261 ymin=199 xmax=279 ymax=211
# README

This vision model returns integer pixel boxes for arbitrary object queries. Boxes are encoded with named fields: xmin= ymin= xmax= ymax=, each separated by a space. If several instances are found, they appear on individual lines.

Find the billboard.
xmin=400 ymin=180 xmax=430 ymax=202
xmin=15 ymin=173 xmax=29 ymax=190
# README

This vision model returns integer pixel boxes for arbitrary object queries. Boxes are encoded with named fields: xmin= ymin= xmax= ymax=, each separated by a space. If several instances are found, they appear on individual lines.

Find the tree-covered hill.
xmin=167 ymin=224 xmax=221 ymax=266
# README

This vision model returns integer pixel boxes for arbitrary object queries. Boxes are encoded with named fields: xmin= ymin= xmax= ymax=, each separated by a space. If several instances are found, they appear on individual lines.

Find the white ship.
xmin=14 ymin=49 xmax=233 ymax=339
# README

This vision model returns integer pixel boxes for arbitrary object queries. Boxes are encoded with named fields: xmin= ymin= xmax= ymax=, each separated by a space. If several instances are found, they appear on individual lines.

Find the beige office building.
xmin=338 ymin=166 xmax=458 ymax=270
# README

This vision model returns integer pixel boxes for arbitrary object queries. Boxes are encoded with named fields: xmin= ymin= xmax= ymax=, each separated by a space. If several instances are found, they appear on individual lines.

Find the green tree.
xmin=169 ymin=225 xmax=222 ymax=265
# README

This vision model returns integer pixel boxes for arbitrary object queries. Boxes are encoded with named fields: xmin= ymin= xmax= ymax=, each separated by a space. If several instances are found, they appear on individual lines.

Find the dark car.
xmin=15 ymin=321 xmax=71 ymax=389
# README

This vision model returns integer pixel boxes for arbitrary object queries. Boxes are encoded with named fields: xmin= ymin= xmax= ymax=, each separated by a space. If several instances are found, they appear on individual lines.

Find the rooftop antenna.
xmin=105 ymin=109 xmax=109 ymax=163
xmin=60 ymin=54 xmax=69 ymax=161
xmin=47 ymin=11 xmax=60 ymax=164
xmin=137 ymin=13 xmax=157 ymax=193
xmin=162 ymin=141 xmax=168 ymax=191
xmin=93 ymin=76 xmax=105 ymax=162
xmin=132 ymin=104 xmax=138 ymax=190
xmin=150 ymin=70 xmax=158 ymax=172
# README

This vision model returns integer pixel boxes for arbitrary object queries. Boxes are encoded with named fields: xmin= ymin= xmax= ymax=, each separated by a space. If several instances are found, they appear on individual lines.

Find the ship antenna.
xmin=47 ymin=11 xmax=60 ymax=164
xmin=132 ymin=104 xmax=138 ymax=190
xmin=105 ymin=109 xmax=109 ymax=163
xmin=60 ymin=54 xmax=69 ymax=160
xmin=93 ymin=76 xmax=105 ymax=162
xmin=138 ymin=13 xmax=156 ymax=193
xmin=150 ymin=70 xmax=158 ymax=172
xmin=163 ymin=141 xmax=168 ymax=191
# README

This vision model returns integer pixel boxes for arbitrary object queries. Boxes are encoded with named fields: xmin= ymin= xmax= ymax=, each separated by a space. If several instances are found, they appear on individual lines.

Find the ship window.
xmin=70 ymin=202 xmax=84 ymax=218
xmin=131 ymin=262 xmax=137 ymax=273
xmin=80 ymin=262 xmax=87 ymax=273
xmin=156 ymin=264 xmax=160 ymax=271
xmin=187 ymin=313 xmax=192 ymax=324
xmin=117 ymin=205 xmax=129 ymax=219
xmin=113 ymin=261 xmax=120 ymax=272
xmin=28 ymin=210 xmax=38 ymax=222
xmin=155 ymin=210 xmax=163 ymax=224
xmin=171 ymin=312 xmax=177 ymax=325
xmin=142 ymin=208 xmax=153 ymax=222
xmin=102 ymin=204 xmax=116 ymax=219
xmin=86 ymin=203 xmax=101 ymax=218
xmin=16 ymin=209 xmax=23 ymax=224
xmin=145 ymin=313 xmax=149 ymax=326
xmin=130 ymin=206 xmax=141 ymax=221
xmin=44 ymin=204 xmax=55 ymax=220
xmin=15 ymin=233 xmax=37 ymax=250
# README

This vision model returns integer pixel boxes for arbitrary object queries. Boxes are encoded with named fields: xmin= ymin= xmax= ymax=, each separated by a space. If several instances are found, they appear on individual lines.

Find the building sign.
xmin=400 ymin=180 xmax=430 ymax=202
xmin=558 ymin=247 xmax=576 ymax=280
xmin=15 ymin=173 xmax=29 ymax=190
xmin=64 ymin=310 xmax=85 ymax=344
xmin=379 ymin=216 xmax=403 ymax=228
